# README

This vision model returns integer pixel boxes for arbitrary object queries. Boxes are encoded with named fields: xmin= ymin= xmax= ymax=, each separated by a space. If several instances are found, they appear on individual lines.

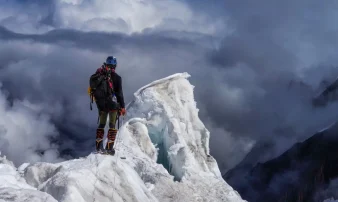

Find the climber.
xmin=88 ymin=56 xmax=126 ymax=155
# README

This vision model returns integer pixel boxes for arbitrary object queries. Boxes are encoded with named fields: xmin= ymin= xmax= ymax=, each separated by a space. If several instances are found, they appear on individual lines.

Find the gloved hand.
xmin=120 ymin=108 xmax=126 ymax=116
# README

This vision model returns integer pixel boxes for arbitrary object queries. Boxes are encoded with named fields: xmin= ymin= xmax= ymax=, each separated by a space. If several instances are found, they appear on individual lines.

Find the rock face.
xmin=224 ymin=122 xmax=338 ymax=202
xmin=313 ymin=77 xmax=338 ymax=107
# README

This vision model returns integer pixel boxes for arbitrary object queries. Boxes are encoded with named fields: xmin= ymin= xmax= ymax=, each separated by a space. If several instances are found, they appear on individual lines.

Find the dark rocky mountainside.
xmin=224 ymin=122 xmax=338 ymax=202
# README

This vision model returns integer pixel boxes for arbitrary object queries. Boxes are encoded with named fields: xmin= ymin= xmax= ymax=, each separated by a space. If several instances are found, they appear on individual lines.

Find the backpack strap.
xmin=90 ymin=93 xmax=94 ymax=110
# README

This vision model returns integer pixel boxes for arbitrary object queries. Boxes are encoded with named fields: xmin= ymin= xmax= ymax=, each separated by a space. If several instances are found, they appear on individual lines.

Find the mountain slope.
xmin=224 ymin=121 xmax=338 ymax=202
xmin=0 ymin=72 xmax=245 ymax=202
xmin=313 ymin=76 xmax=338 ymax=107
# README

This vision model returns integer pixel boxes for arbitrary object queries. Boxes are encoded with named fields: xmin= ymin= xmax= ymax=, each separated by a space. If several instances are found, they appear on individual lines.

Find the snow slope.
xmin=0 ymin=72 xmax=245 ymax=202
xmin=0 ymin=154 xmax=57 ymax=202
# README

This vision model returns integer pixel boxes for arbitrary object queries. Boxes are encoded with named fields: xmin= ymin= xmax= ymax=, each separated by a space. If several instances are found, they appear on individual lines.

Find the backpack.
xmin=89 ymin=67 xmax=118 ymax=111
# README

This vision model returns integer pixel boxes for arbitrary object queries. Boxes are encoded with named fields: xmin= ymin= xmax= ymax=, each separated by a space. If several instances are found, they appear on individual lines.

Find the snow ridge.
xmin=0 ymin=73 xmax=245 ymax=202
xmin=0 ymin=155 xmax=57 ymax=202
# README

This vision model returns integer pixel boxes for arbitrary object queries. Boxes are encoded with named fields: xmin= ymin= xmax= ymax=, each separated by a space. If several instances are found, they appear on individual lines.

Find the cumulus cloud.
xmin=0 ymin=83 xmax=63 ymax=165
xmin=0 ymin=0 xmax=55 ymax=34
xmin=0 ymin=0 xmax=226 ymax=35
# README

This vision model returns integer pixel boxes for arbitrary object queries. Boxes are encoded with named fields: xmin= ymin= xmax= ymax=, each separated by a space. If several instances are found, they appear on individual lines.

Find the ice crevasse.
xmin=0 ymin=72 xmax=246 ymax=202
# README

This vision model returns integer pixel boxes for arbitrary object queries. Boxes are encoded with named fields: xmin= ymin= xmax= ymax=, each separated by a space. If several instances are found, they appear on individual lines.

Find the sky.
xmin=1 ymin=0 xmax=338 ymax=173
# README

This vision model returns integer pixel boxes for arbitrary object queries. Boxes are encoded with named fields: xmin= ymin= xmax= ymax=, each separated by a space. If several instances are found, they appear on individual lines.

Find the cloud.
xmin=0 ymin=0 xmax=227 ymax=35
xmin=0 ymin=0 xmax=56 ymax=34
xmin=314 ymin=178 xmax=338 ymax=201
xmin=0 ymin=83 xmax=63 ymax=165
xmin=148 ymin=0 xmax=338 ymax=171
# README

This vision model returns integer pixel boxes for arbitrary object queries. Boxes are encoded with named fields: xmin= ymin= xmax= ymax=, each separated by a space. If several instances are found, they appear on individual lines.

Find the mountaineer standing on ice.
xmin=88 ymin=56 xmax=126 ymax=155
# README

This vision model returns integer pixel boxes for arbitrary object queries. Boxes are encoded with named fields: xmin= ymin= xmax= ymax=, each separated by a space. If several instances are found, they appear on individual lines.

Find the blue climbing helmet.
xmin=105 ymin=56 xmax=117 ymax=68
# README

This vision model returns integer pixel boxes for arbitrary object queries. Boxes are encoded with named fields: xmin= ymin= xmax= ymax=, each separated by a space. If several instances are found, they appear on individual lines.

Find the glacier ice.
xmin=126 ymin=72 xmax=221 ymax=181
xmin=0 ymin=73 xmax=245 ymax=202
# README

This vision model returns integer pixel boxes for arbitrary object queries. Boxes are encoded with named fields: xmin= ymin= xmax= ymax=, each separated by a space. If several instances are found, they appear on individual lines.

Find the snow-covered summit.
xmin=0 ymin=73 xmax=245 ymax=202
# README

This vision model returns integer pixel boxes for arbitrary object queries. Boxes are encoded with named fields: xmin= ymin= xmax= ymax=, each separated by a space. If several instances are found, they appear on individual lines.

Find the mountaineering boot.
xmin=105 ymin=128 xmax=117 ymax=155
xmin=96 ymin=128 xmax=104 ymax=152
